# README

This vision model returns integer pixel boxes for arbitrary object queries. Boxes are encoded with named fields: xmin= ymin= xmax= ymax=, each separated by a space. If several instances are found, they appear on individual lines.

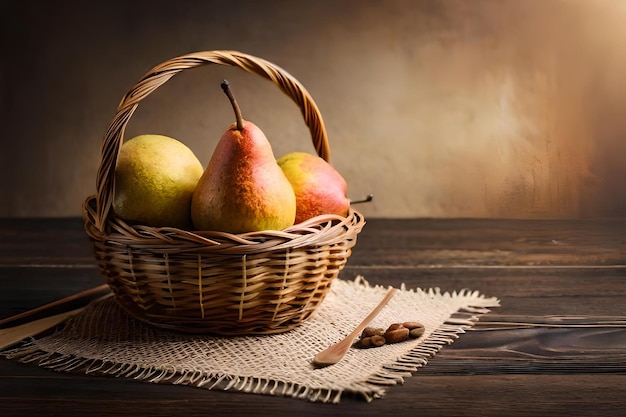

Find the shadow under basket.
xmin=82 ymin=50 xmax=366 ymax=335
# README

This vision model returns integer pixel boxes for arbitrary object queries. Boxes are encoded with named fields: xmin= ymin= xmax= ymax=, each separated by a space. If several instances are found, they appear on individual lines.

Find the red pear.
xmin=277 ymin=152 xmax=350 ymax=224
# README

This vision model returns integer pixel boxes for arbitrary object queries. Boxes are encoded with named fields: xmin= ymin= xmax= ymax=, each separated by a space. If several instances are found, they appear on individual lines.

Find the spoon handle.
xmin=346 ymin=287 xmax=397 ymax=341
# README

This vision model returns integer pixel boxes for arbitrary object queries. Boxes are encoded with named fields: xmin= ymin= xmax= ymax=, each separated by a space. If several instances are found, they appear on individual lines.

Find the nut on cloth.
xmin=2 ymin=277 xmax=499 ymax=403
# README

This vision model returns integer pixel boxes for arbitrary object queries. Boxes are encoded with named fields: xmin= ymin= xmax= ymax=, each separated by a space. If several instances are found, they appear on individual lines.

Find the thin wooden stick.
xmin=0 ymin=284 xmax=110 ymax=328
xmin=1 ymin=308 xmax=83 ymax=350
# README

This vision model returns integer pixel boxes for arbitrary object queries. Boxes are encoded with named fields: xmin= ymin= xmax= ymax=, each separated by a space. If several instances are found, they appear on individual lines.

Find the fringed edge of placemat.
xmin=4 ymin=343 xmax=351 ymax=403
xmin=358 ymin=285 xmax=500 ymax=402
xmin=1 ymin=279 xmax=500 ymax=404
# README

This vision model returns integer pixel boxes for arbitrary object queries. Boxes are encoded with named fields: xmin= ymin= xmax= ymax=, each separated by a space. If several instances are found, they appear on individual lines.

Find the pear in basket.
xmin=277 ymin=151 xmax=351 ymax=224
xmin=191 ymin=80 xmax=296 ymax=233
xmin=112 ymin=134 xmax=204 ymax=229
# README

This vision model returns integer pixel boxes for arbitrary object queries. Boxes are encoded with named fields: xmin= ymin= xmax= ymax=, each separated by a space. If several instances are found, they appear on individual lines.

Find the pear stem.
xmin=350 ymin=194 xmax=374 ymax=205
xmin=221 ymin=80 xmax=245 ymax=131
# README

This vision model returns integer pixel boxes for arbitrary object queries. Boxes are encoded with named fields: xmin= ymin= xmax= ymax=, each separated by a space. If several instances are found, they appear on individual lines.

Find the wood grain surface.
xmin=1 ymin=217 xmax=625 ymax=417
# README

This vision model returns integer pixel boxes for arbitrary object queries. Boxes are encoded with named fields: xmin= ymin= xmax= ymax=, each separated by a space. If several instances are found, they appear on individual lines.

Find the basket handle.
xmin=94 ymin=50 xmax=330 ymax=233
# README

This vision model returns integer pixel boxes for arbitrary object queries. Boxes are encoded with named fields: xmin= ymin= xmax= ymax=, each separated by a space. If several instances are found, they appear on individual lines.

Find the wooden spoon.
xmin=313 ymin=287 xmax=397 ymax=367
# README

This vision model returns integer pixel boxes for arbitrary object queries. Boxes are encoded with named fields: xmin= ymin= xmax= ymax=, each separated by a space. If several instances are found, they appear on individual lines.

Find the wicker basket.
xmin=82 ymin=50 xmax=366 ymax=335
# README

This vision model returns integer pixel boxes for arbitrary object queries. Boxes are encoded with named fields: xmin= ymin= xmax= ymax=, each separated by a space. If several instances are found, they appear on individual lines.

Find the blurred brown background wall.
xmin=2 ymin=0 xmax=625 ymax=219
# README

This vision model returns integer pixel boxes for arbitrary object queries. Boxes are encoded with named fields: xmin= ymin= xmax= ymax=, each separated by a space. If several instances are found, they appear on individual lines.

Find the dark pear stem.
xmin=221 ymin=80 xmax=245 ymax=131
xmin=350 ymin=194 xmax=374 ymax=205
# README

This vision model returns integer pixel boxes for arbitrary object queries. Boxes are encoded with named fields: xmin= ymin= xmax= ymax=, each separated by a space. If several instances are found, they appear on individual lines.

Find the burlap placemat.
xmin=3 ymin=277 xmax=499 ymax=403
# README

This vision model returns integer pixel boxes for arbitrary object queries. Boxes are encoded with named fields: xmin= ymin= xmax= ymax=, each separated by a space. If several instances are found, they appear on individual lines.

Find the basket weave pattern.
xmin=82 ymin=50 xmax=365 ymax=335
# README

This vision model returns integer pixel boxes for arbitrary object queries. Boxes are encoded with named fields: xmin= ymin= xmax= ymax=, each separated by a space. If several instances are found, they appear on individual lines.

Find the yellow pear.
xmin=277 ymin=151 xmax=351 ymax=224
xmin=113 ymin=134 xmax=203 ymax=229
xmin=191 ymin=80 xmax=296 ymax=233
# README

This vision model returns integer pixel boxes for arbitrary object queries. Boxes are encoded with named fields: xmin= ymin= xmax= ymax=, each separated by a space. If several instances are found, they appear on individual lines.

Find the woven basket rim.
xmin=83 ymin=193 xmax=365 ymax=253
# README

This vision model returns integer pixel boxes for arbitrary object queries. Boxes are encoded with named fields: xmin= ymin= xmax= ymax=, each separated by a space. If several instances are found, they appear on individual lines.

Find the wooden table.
xmin=1 ymin=217 xmax=625 ymax=416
